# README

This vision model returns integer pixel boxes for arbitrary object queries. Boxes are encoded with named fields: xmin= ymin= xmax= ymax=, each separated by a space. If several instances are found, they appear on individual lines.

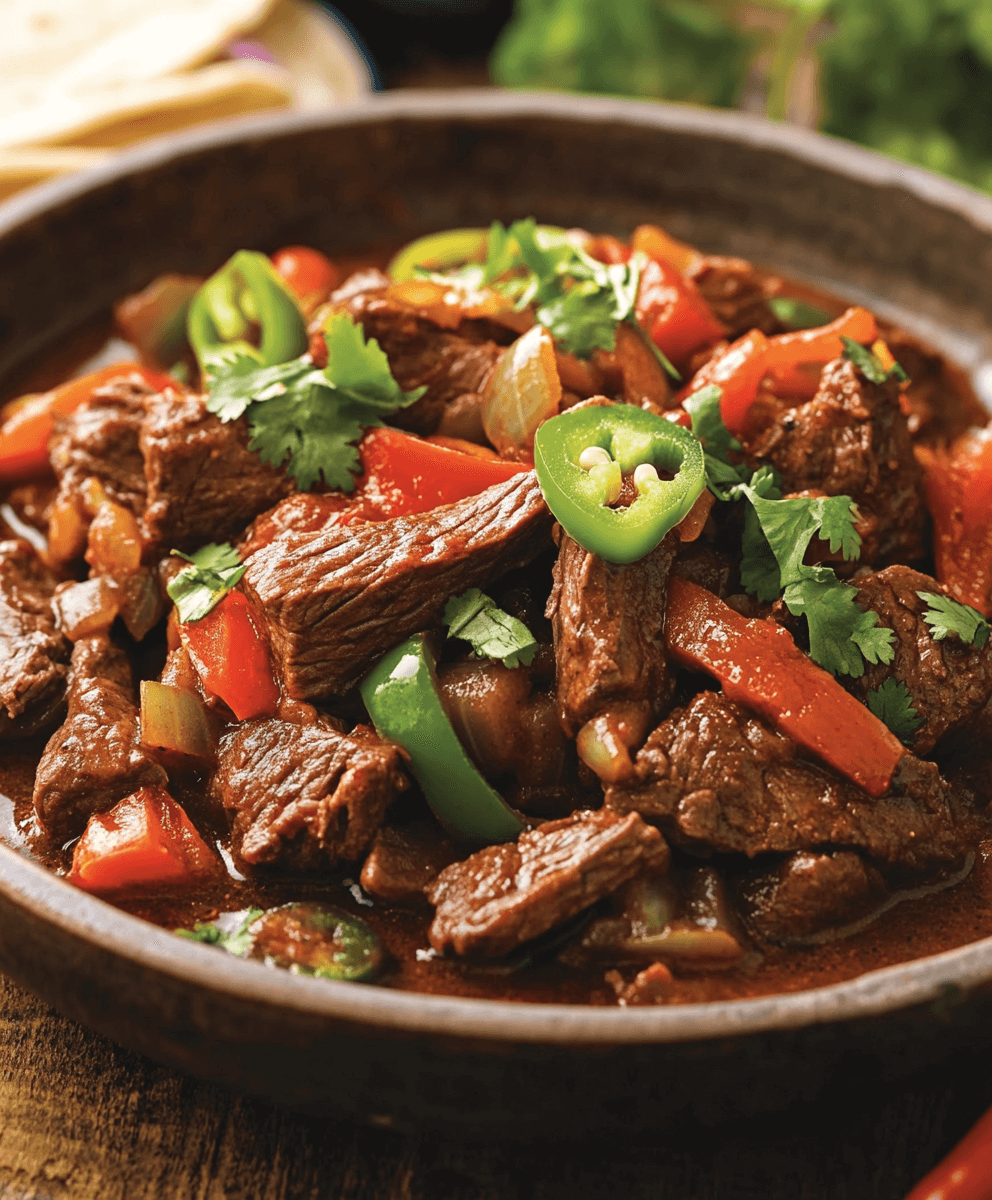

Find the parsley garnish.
xmin=204 ymin=313 xmax=426 ymax=491
xmin=167 ymin=543 xmax=246 ymax=623
xmin=867 ymin=679 xmax=923 ymax=746
xmin=175 ymin=908 xmax=263 ymax=955
xmin=917 ymin=592 xmax=990 ymax=649
xmin=841 ymin=336 xmax=908 ymax=385
xmin=443 ymin=588 xmax=538 ymax=668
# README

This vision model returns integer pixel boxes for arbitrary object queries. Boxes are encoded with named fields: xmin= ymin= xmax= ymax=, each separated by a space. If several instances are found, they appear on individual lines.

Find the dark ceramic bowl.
xmin=2 ymin=91 xmax=992 ymax=1135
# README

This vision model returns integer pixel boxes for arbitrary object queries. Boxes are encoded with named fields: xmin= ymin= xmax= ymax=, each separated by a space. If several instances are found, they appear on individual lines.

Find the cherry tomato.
xmin=270 ymin=246 xmax=340 ymax=300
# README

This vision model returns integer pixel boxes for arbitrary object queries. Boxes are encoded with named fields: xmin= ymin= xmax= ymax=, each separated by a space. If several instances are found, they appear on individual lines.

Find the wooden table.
xmin=0 ymin=972 xmax=986 ymax=1199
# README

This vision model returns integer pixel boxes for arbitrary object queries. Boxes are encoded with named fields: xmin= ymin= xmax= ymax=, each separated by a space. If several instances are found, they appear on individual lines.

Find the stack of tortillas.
xmin=0 ymin=0 xmax=371 ymax=200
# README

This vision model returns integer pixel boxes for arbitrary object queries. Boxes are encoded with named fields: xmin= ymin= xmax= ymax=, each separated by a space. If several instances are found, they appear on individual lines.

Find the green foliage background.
xmin=491 ymin=0 xmax=992 ymax=192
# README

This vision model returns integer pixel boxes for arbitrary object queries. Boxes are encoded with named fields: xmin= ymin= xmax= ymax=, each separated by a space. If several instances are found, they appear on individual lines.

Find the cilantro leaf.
xmin=167 ymin=542 xmax=246 ymax=623
xmin=917 ymin=591 xmax=991 ymax=649
xmin=175 ymin=908 xmax=264 ymax=956
xmin=684 ymin=384 xmax=750 ymax=497
xmin=738 ymin=484 xmax=893 ymax=676
xmin=841 ymin=336 xmax=908 ymax=385
xmin=204 ymin=313 xmax=425 ymax=492
xmin=204 ymin=354 xmax=310 ymax=422
xmin=443 ymin=588 xmax=538 ymax=668
xmin=867 ymin=679 xmax=923 ymax=747
xmin=738 ymin=466 xmax=783 ymax=601
xmin=537 ymin=286 xmax=619 ymax=358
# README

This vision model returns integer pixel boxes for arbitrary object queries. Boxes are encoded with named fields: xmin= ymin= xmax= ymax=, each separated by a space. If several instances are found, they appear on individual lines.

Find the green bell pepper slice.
xmin=360 ymin=634 xmax=524 ymax=845
xmin=388 ymin=228 xmax=489 ymax=282
xmin=187 ymin=250 xmax=308 ymax=376
xmin=534 ymin=405 xmax=706 ymax=564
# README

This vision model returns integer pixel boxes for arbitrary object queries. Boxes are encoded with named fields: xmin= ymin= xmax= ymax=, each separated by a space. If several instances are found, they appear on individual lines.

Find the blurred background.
xmin=4 ymin=0 xmax=991 ymax=199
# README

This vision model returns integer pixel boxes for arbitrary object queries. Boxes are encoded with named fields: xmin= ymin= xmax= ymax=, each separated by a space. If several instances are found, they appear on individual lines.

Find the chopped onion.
xmin=140 ymin=680 xmax=216 ymax=763
xmin=85 ymin=498 xmax=142 ymax=576
xmin=482 ymin=325 xmax=562 ymax=456
xmin=51 ymin=577 xmax=119 ymax=641
xmin=117 ymin=568 xmax=166 ymax=641
xmin=46 ymin=494 xmax=88 ymax=566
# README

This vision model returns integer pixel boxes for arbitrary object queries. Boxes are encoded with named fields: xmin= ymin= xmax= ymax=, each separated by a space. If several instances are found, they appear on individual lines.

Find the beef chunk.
xmin=210 ymin=714 xmax=407 ymax=870
xmin=33 ymin=634 xmax=166 ymax=842
xmin=737 ymin=851 xmax=888 ymax=943
xmin=359 ymin=821 xmax=459 ymax=901
xmin=320 ymin=281 xmax=508 ymax=434
xmin=0 ymin=540 xmax=71 ymax=740
xmin=437 ymin=654 xmax=580 ymax=817
xmin=139 ymin=391 xmax=293 ymax=553
xmin=847 ymin=565 xmax=992 ymax=754
xmin=239 ymin=493 xmax=352 ymax=558
xmin=605 ymin=690 xmax=969 ymax=874
xmin=546 ymin=529 xmax=677 ymax=738
xmin=242 ymin=471 xmax=553 ymax=699
xmin=746 ymin=357 xmax=927 ymax=565
xmin=49 ymin=373 xmax=153 ymax=521
xmin=426 ymin=808 xmax=669 ymax=957
xmin=687 ymin=256 xmax=784 ymax=337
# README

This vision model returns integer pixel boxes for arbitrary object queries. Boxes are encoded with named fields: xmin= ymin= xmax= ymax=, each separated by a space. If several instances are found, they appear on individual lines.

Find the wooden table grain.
xmin=0 ymin=970 xmax=985 ymax=1200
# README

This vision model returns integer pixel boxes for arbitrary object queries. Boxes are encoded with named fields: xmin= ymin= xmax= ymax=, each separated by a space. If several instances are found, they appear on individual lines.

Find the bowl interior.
xmin=2 ymin=92 xmax=992 ymax=1056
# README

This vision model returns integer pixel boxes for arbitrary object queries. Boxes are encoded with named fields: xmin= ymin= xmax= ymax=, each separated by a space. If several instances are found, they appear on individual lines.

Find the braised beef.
xmin=33 ymin=634 xmax=166 ymax=842
xmin=359 ymin=821 xmax=459 ymax=901
xmin=546 ymin=529 xmax=678 ymax=738
xmin=426 ymin=808 xmax=669 ymax=957
xmin=316 ymin=281 xmax=509 ymax=434
xmin=605 ymin=690 xmax=970 ymax=873
xmin=139 ymin=391 xmax=293 ymax=553
xmin=239 ymin=493 xmax=351 ymax=558
xmin=436 ymin=654 xmax=580 ymax=817
xmin=847 ymin=565 xmax=992 ymax=754
xmin=736 ymin=851 xmax=888 ymax=943
xmin=0 ymin=540 xmax=71 ymax=740
xmin=242 ymin=472 xmax=553 ymax=699
xmin=48 ymin=374 xmax=152 ymax=542
xmin=687 ymin=256 xmax=784 ymax=337
xmin=210 ymin=713 xmax=407 ymax=870
xmin=745 ymin=357 xmax=927 ymax=566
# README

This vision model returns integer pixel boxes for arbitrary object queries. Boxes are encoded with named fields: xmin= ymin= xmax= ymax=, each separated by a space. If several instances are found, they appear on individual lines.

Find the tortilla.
xmin=1 ymin=0 xmax=278 ymax=106
xmin=0 ymin=146 xmax=109 ymax=200
xmin=0 ymin=60 xmax=293 ymax=151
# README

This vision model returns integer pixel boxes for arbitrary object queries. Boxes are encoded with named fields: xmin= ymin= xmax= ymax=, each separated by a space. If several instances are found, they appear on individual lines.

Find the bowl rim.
xmin=3 ymin=88 xmax=992 ymax=1047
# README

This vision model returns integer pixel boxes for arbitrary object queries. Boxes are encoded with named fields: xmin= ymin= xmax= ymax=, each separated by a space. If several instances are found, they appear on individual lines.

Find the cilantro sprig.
xmin=686 ymin=383 xmax=894 ymax=678
xmin=918 ymin=592 xmax=990 ymax=649
xmin=204 ymin=313 xmax=426 ymax=491
xmin=167 ymin=542 xmax=246 ymax=624
xmin=443 ymin=588 xmax=538 ymax=668
xmin=429 ymin=218 xmax=677 ymax=372
xmin=867 ymin=679 xmax=923 ymax=747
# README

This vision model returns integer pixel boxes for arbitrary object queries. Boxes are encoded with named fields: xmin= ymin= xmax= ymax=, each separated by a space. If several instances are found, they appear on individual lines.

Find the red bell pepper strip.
xmin=665 ymin=577 xmax=906 ymax=797
xmin=587 ymin=233 xmax=632 ymax=264
xmin=904 ymin=1103 xmax=992 ymax=1200
xmin=179 ymin=590 xmax=280 ymax=721
xmin=635 ymin=256 xmax=725 ymax=367
xmin=0 ymin=364 xmax=176 ymax=483
xmin=917 ymin=428 xmax=992 ymax=617
xmin=764 ymin=305 xmax=877 ymax=372
xmin=630 ymin=224 xmax=703 ymax=274
xmin=353 ymin=426 xmax=531 ymax=521
xmin=68 ymin=786 xmax=220 ymax=895
xmin=682 ymin=329 xmax=770 ymax=435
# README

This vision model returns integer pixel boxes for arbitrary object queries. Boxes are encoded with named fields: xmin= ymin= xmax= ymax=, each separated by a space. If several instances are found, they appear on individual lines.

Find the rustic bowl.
xmin=2 ymin=91 xmax=992 ymax=1136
